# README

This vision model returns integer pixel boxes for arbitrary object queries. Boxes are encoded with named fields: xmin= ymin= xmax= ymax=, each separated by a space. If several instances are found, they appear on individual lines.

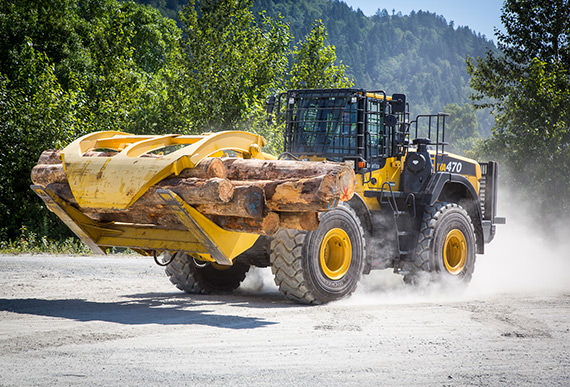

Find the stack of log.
xmin=31 ymin=150 xmax=356 ymax=235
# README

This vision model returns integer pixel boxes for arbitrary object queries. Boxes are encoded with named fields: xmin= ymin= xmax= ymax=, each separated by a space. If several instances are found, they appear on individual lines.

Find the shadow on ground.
xmin=0 ymin=292 xmax=279 ymax=329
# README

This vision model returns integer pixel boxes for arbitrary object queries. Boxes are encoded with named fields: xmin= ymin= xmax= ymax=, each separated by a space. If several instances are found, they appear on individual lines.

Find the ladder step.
xmin=399 ymin=250 xmax=410 ymax=256
xmin=398 ymin=231 xmax=411 ymax=237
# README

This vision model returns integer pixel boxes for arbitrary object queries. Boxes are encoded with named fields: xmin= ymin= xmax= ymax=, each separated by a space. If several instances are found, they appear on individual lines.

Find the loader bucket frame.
xmin=62 ymin=130 xmax=268 ymax=209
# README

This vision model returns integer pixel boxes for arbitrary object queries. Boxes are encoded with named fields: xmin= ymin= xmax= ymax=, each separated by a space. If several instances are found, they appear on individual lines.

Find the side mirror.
xmin=391 ymin=93 xmax=406 ymax=113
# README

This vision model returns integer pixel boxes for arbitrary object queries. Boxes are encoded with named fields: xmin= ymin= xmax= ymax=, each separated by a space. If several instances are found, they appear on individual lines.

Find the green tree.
xmin=0 ymin=0 xmax=86 ymax=90
xmin=0 ymin=44 xmax=87 ymax=240
xmin=288 ymin=20 xmax=353 ymax=89
xmin=442 ymin=103 xmax=480 ymax=155
xmin=74 ymin=0 xmax=186 ymax=134
xmin=467 ymin=0 xmax=570 ymax=110
xmin=467 ymin=0 xmax=570 ymax=220
xmin=179 ymin=0 xmax=291 ymax=131
xmin=0 ymin=0 xmax=362 ymax=242
xmin=0 ymin=0 xmax=185 ymax=240
xmin=0 ymin=0 xmax=185 ymax=134
xmin=131 ymin=0 xmax=500 ymax=132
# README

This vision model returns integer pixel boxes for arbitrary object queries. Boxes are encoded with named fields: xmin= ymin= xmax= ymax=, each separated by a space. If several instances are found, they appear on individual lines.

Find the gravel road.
xmin=1 ymin=209 xmax=569 ymax=386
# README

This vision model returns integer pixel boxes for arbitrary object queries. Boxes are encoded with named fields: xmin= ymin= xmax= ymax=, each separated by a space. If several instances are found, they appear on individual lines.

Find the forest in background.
xmin=139 ymin=0 xmax=497 ymax=137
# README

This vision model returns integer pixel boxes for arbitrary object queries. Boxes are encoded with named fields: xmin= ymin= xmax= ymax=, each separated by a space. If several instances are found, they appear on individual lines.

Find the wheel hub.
xmin=443 ymin=229 xmax=467 ymax=274
xmin=319 ymin=228 xmax=352 ymax=280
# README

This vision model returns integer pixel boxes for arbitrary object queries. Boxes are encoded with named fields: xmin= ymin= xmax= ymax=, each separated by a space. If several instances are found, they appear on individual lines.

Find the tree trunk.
xmin=209 ymin=212 xmax=280 ymax=236
xmin=230 ymin=174 xmax=347 ymax=212
xmin=194 ymin=185 xmax=265 ymax=219
xmin=31 ymin=164 xmax=67 ymax=186
xmin=224 ymin=158 xmax=353 ymax=179
xmin=31 ymin=156 xmax=227 ymax=185
xmin=224 ymin=158 xmax=355 ymax=203
xmin=151 ymin=177 xmax=233 ymax=204
xmin=86 ymin=204 xmax=183 ymax=228
xmin=37 ymin=149 xmax=62 ymax=165
xmin=279 ymin=212 xmax=319 ymax=231
xmin=177 ymin=157 xmax=226 ymax=179
xmin=34 ymin=153 xmax=357 ymax=235
xmin=46 ymin=174 xmax=235 ymax=208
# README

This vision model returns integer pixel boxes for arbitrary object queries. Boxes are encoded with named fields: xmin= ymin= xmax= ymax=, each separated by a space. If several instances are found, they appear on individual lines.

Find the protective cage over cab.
xmin=282 ymin=88 xmax=409 ymax=167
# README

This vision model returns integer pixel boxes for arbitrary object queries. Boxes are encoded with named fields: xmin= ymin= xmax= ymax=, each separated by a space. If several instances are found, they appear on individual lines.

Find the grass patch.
xmin=0 ymin=226 xmax=134 ymax=255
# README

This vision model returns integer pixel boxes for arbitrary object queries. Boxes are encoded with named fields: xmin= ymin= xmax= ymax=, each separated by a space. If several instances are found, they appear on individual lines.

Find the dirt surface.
xmin=1 ymin=240 xmax=569 ymax=387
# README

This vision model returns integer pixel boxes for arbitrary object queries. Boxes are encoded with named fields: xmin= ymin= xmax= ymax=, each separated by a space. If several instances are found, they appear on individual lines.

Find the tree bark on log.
xmin=31 ymin=156 xmax=227 ymax=185
xmin=279 ymin=212 xmax=319 ymax=231
xmin=194 ymin=185 xmax=265 ymax=219
xmin=209 ymin=212 xmax=279 ymax=236
xmin=45 ymin=182 xmax=268 ymax=232
xmin=37 ymin=149 xmax=62 ymax=165
xmin=224 ymin=158 xmax=355 ymax=202
xmin=151 ymin=177 xmax=233 ymax=204
xmin=34 ymin=152 xmax=358 ymax=234
xmin=263 ymin=174 xmax=339 ymax=212
xmin=86 ymin=204 xmax=184 ymax=228
xmin=45 ymin=182 xmax=164 ymax=226
xmin=230 ymin=174 xmax=346 ymax=212
xmin=31 ymin=164 xmax=67 ymax=186
xmin=177 ymin=158 xmax=226 ymax=179
xmin=224 ymin=158 xmax=352 ymax=178
xmin=46 ymin=174 xmax=236 ymax=208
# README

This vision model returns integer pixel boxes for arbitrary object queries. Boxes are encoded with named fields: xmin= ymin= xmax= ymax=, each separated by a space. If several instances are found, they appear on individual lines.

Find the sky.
xmin=342 ymin=0 xmax=504 ymax=42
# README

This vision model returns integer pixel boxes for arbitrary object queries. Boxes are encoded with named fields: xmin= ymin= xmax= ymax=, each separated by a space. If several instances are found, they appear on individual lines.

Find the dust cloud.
xmin=238 ymin=266 xmax=279 ymax=294
xmin=343 ymin=186 xmax=570 ymax=306
xmin=467 ymin=188 xmax=570 ymax=297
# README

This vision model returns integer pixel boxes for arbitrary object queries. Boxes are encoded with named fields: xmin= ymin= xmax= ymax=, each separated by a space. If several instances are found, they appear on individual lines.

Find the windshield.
xmin=287 ymin=93 xmax=360 ymax=160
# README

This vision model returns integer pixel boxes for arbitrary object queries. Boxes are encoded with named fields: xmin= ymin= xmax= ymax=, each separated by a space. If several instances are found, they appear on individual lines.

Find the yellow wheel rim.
xmin=319 ymin=228 xmax=352 ymax=280
xmin=443 ymin=229 xmax=467 ymax=275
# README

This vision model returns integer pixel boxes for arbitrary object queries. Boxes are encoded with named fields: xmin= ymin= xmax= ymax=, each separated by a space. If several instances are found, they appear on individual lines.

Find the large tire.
xmin=404 ymin=202 xmax=476 ymax=285
xmin=270 ymin=205 xmax=365 ymax=304
xmin=165 ymin=251 xmax=250 ymax=294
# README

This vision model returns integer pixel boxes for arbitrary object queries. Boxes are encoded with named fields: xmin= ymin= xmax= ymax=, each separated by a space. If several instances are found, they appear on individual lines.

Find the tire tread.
xmin=404 ymin=202 xmax=476 ymax=284
xmin=165 ymin=252 xmax=249 ymax=294
xmin=270 ymin=205 xmax=365 ymax=304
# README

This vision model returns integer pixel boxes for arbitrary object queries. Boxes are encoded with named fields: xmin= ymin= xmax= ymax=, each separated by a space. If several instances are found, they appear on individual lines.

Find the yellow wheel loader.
xmin=32 ymin=88 xmax=504 ymax=304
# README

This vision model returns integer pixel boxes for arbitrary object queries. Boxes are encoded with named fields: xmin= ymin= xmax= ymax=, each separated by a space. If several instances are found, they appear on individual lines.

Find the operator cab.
xmin=281 ymin=89 xmax=410 ymax=169
xmin=276 ymin=88 xmax=460 ymax=195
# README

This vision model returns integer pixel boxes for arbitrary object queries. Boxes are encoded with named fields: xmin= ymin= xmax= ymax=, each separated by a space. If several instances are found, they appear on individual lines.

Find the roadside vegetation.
xmin=0 ymin=226 xmax=92 ymax=255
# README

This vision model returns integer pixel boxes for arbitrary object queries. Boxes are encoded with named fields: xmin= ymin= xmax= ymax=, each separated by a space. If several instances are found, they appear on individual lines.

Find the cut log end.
xmin=37 ymin=149 xmax=62 ymax=165
xmin=338 ymin=168 xmax=356 ymax=202
xmin=264 ymin=174 xmax=342 ymax=212
xmin=178 ymin=157 xmax=226 ymax=179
